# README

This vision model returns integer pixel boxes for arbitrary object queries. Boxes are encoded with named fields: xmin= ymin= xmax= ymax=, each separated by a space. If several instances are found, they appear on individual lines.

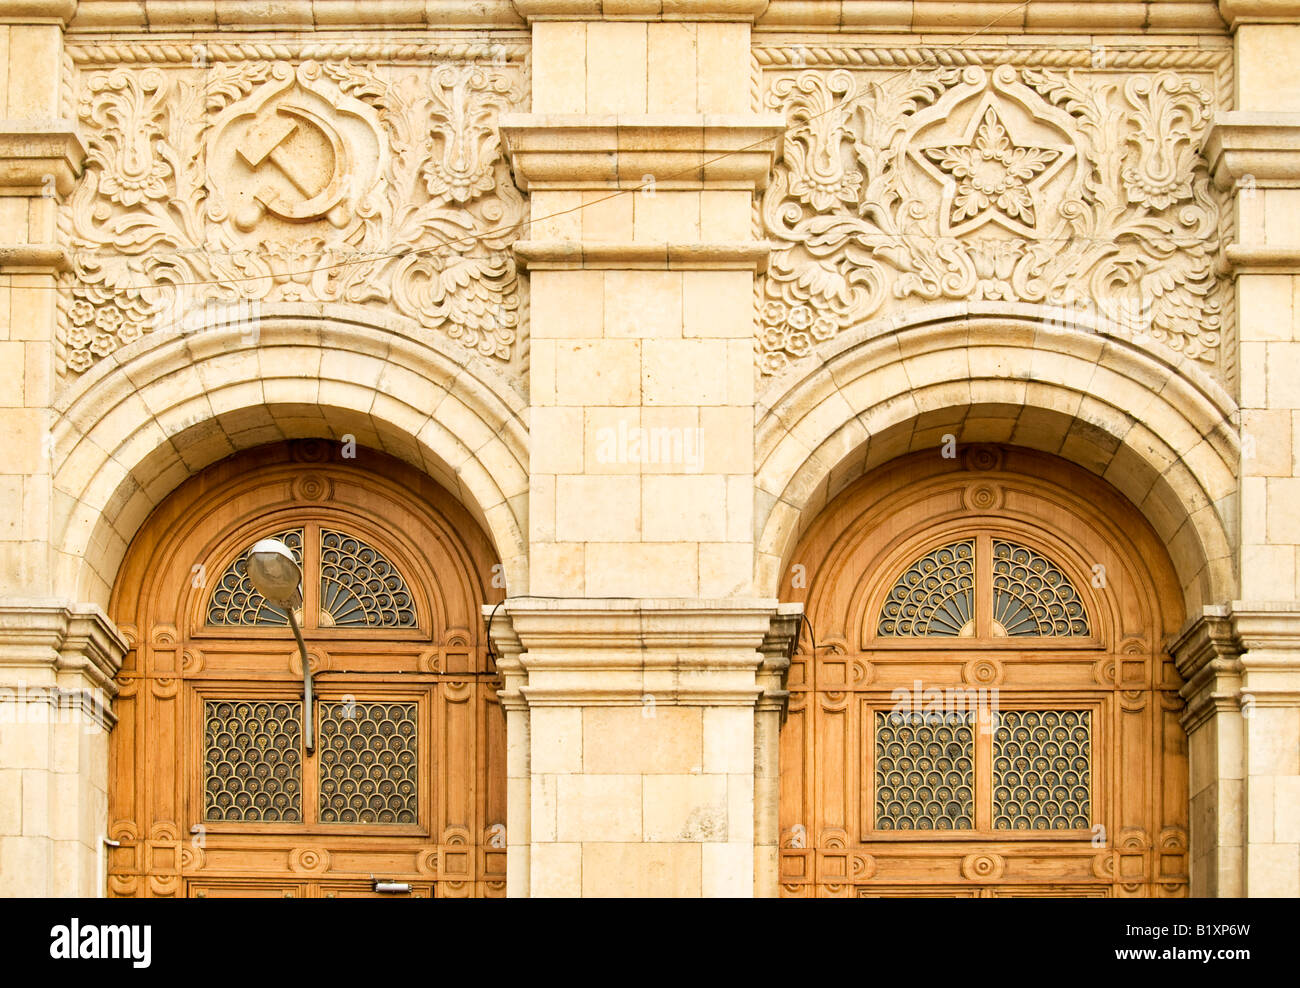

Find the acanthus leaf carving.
xmin=61 ymin=54 xmax=526 ymax=378
xmin=759 ymin=58 xmax=1225 ymax=376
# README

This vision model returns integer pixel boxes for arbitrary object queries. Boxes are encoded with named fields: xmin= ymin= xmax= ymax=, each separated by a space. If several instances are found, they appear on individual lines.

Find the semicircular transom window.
xmin=992 ymin=539 xmax=1089 ymax=637
xmin=206 ymin=526 xmax=417 ymax=629
xmin=319 ymin=529 xmax=417 ymax=628
xmin=207 ymin=529 xmax=305 ymax=627
xmin=877 ymin=539 xmax=975 ymax=637
xmin=877 ymin=536 xmax=1090 ymax=638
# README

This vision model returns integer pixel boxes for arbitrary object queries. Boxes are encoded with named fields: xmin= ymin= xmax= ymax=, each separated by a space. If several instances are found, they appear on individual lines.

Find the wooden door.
xmin=106 ymin=440 xmax=506 ymax=897
xmin=779 ymin=446 xmax=1189 ymax=897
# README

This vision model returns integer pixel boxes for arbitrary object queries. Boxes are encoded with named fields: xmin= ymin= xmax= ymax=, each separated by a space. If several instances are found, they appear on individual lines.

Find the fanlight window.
xmin=207 ymin=527 xmax=417 ymax=629
xmin=877 ymin=537 xmax=1090 ymax=638
xmin=207 ymin=528 xmax=305 ymax=627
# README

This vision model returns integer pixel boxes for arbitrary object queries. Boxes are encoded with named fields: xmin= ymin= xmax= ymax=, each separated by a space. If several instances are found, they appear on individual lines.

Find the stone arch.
xmin=755 ymin=304 xmax=1239 ymax=616
xmin=51 ymin=302 xmax=529 ymax=608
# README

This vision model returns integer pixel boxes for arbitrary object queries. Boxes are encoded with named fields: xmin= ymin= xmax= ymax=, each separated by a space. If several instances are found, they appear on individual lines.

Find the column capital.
xmin=1206 ymin=112 xmax=1300 ymax=188
xmin=1205 ymin=113 xmax=1300 ymax=272
xmin=1171 ymin=602 xmax=1300 ymax=727
xmin=484 ymin=597 xmax=799 ymax=707
xmin=0 ymin=122 xmax=85 ymax=197
xmin=1219 ymin=0 xmax=1300 ymax=26
xmin=0 ymin=598 xmax=128 ymax=727
xmin=0 ymin=0 xmax=74 ymax=24
xmin=513 ymin=1 xmax=769 ymax=22
xmin=500 ymin=114 xmax=784 ymax=192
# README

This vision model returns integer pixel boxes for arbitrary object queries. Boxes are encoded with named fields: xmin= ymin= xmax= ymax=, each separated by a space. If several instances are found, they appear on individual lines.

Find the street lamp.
xmin=246 ymin=538 xmax=314 ymax=753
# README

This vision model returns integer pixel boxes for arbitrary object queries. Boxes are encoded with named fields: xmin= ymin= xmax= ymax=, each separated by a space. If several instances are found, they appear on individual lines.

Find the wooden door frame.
xmin=778 ymin=445 xmax=1189 ymax=898
xmin=105 ymin=440 xmax=507 ymax=898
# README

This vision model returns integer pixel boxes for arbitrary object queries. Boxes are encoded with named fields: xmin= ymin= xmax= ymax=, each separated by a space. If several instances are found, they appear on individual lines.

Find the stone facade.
xmin=0 ymin=0 xmax=1296 ymax=896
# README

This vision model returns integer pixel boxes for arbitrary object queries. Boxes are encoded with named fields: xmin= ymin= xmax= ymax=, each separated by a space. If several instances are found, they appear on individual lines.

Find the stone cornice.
xmin=514 ymin=0 xmax=769 ymax=21
xmin=0 ymin=243 xmax=70 ymax=274
xmin=754 ymin=1 xmax=1225 ymax=33
xmin=500 ymin=114 xmax=784 ymax=191
xmin=485 ymin=598 xmax=800 ymax=707
xmin=1223 ymin=244 xmax=1300 ymax=274
xmin=68 ymin=1 xmax=525 ymax=31
xmin=1218 ymin=0 xmax=1300 ymax=26
xmin=0 ymin=122 xmax=85 ymax=197
xmin=1206 ymin=112 xmax=1300 ymax=189
xmin=1170 ymin=603 xmax=1300 ymax=729
xmin=514 ymin=240 xmax=772 ymax=270
xmin=0 ymin=0 xmax=74 ymax=24
xmin=0 ymin=599 xmax=129 ymax=697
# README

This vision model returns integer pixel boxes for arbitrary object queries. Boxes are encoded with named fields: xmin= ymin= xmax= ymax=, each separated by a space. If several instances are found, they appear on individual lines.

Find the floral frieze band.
xmin=758 ymin=52 xmax=1228 ymax=376
xmin=61 ymin=49 xmax=527 ymax=377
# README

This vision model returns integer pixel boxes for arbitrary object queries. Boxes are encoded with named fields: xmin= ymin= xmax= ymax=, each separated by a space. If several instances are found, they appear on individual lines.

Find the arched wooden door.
xmin=779 ymin=446 xmax=1189 ymax=897
xmin=107 ymin=441 xmax=506 ymax=897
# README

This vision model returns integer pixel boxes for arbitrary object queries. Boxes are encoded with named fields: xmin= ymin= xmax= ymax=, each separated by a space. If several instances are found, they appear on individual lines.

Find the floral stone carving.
xmin=61 ymin=55 xmax=526 ymax=377
xmin=759 ymin=60 xmax=1225 ymax=375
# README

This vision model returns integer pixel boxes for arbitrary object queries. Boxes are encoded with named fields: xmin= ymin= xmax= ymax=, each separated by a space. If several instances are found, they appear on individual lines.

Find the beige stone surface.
xmin=0 ymin=0 xmax=1294 ymax=901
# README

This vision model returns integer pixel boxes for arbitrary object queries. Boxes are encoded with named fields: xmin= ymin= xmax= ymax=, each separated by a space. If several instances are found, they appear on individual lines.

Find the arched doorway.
xmin=106 ymin=440 xmax=506 ymax=897
xmin=778 ymin=446 xmax=1189 ymax=897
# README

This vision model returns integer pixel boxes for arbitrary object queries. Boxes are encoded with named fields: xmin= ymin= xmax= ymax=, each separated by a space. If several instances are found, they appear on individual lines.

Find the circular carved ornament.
xmin=293 ymin=473 xmax=334 ymax=502
xmin=962 ymin=445 xmax=1004 ymax=472
xmin=290 ymin=848 xmax=329 ymax=874
xmin=961 ymin=853 xmax=1004 ymax=881
xmin=964 ymin=482 xmax=1002 ymax=511
xmin=963 ymin=658 xmax=1003 ymax=686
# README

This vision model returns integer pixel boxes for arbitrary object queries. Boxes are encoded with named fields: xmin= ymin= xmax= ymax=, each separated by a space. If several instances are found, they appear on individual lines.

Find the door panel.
xmin=108 ymin=441 xmax=506 ymax=898
xmin=779 ymin=446 xmax=1189 ymax=898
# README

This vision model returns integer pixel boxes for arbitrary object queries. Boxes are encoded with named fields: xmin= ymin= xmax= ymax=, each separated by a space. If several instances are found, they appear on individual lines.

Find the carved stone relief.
xmin=60 ymin=44 xmax=528 ymax=378
xmin=756 ymin=48 xmax=1229 ymax=376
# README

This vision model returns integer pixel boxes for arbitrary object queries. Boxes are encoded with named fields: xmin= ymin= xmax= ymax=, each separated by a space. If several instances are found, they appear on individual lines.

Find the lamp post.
xmin=246 ymin=538 xmax=314 ymax=753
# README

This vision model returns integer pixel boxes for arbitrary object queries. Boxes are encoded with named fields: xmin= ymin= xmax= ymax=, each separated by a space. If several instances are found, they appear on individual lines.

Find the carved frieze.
xmin=60 ymin=43 xmax=528 ymax=378
xmin=756 ymin=47 xmax=1230 ymax=376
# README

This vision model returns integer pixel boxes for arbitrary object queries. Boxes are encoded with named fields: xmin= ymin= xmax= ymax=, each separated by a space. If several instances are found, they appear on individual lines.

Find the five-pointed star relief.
xmin=920 ymin=104 xmax=1065 ymax=235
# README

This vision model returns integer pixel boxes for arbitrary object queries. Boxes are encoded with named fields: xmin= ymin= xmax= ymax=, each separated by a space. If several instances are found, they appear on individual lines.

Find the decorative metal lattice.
xmin=874 ymin=711 xmax=974 ymax=830
xmin=206 ymin=529 xmax=304 ymax=626
xmin=318 ymin=701 xmax=419 ymax=824
xmin=992 ymin=540 xmax=1090 ymax=636
xmin=993 ymin=709 xmax=1091 ymax=830
xmin=319 ymin=530 xmax=417 ymax=628
xmin=204 ymin=700 xmax=303 ymax=822
xmin=877 ymin=540 xmax=976 ymax=636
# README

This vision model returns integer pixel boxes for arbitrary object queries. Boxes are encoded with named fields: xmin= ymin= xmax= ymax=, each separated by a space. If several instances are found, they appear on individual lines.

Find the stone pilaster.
xmin=1174 ymin=605 xmax=1300 ymax=897
xmin=0 ymin=0 xmax=111 ymax=898
xmin=0 ymin=0 xmax=82 ymax=599
xmin=487 ymin=599 xmax=796 ymax=897
xmin=0 ymin=601 xmax=125 ymax=896
xmin=1195 ymin=1 xmax=1300 ymax=896
xmin=497 ymin=0 xmax=792 ymax=896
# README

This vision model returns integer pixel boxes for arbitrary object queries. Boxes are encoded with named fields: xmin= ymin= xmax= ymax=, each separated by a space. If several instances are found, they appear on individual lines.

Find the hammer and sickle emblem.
xmin=234 ymin=102 xmax=349 ymax=231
